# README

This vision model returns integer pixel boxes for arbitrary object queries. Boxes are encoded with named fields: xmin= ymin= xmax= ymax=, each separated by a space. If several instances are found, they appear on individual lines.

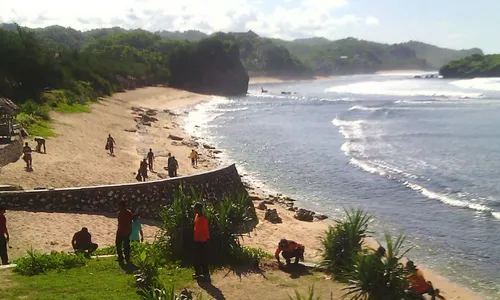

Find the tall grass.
xmin=319 ymin=208 xmax=372 ymax=279
xmin=288 ymin=285 xmax=320 ymax=300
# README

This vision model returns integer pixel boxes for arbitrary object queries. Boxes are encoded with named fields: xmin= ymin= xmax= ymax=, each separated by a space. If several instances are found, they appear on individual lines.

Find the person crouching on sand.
xmin=72 ymin=227 xmax=98 ymax=258
xmin=275 ymin=239 xmax=305 ymax=267
xmin=193 ymin=202 xmax=210 ymax=281
xmin=407 ymin=260 xmax=445 ymax=300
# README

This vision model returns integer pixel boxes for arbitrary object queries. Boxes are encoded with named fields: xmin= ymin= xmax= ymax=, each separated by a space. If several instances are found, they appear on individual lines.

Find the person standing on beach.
xmin=193 ymin=202 xmax=210 ymax=280
xmin=22 ymin=142 xmax=33 ymax=170
xmin=167 ymin=153 xmax=174 ymax=177
xmin=106 ymin=134 xmax=116 ymax=156
xmin=139 ymin=159 xmax=148 ymax=181
xmin=189 ymin=150 xmax=197 ymax=168
xmin=116 ymin=201 xmax=132 ymax=264
xmin=130 ymin=214 xmax=144 ymax=243
xmin=173 ymin=156 xmax=179 ymax=177
xmin=147 ymin=149 xmax=155 ymax=171
xmin=0 ymin=205 xmax=10 ymax=265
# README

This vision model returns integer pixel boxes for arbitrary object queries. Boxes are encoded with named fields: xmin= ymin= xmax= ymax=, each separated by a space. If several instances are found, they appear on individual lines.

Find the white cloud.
xmin=0 ymin=0 xmax=373 ymax=39
xmin=365 ymin=16 xmax=379 ymax=26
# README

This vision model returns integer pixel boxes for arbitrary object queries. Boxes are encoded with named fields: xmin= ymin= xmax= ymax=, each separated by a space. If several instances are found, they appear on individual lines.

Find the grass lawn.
xmin=54 ymin=103 xmax=92 ymax=113
xmin=0 ymin=258 xmax=194 ymax=300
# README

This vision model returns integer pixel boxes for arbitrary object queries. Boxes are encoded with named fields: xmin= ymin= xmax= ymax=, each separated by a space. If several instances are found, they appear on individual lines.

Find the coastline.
xmin=249 ymin=75 xmax=333 ymax=84
xmin=1 ymin=87 xmax=484 ymax=299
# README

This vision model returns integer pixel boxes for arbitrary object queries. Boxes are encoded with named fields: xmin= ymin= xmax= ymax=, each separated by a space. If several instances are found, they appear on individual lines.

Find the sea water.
xmin=184 ymin=73 xmax=500 ymax=298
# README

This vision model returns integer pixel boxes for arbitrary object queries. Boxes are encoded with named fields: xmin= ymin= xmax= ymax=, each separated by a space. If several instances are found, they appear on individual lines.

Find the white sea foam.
xmin=450 ymin=77 xmax=500 ymax=92
xmin=325 ymin=80 xmax=484 ymax=98
xmin=349 ymin=105 xmax=380 ymax=111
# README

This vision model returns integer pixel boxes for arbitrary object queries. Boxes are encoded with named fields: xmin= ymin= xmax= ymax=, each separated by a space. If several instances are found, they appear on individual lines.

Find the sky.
xmin=1 ymin=0 xmax=499 ymax=53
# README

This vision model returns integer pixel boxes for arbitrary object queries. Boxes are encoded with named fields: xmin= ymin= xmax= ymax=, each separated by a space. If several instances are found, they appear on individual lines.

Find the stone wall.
xmin=0 ymin=164 xmax=248 ymax=219
xmin=0 ymin=135 xmax=22 ymax=167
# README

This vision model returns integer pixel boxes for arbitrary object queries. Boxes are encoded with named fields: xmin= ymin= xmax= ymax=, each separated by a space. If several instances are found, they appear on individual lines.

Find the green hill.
xmin=440 ymin=54 xmax=500 ymax=78
xmin=0 ymin=23 xmax=483 ymax=77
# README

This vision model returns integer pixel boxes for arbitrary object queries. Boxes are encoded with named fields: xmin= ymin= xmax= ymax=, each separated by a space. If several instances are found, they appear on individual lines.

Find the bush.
xmin=319 ymin=208 xmax=372 ymax=280
xmin=14 ymin=249 xmax=87 ymax=276
xmin=19 ymin=100 xmax=51 ymax=121
xmin=343 ymin=234 xmax=418 ymax=300
xmin=159 ymin=188 xmax=257 ymax=266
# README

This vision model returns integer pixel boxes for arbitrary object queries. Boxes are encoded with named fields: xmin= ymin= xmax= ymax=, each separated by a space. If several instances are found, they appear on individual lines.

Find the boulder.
xmin=294 ymin=208 xmax=315 ymax=222
xmin=168 ymin=134 xmax=184 ymax=141
xmin=145 ymin=109 xmax=157 ymax=116
xmin=264 ymin=209 xmax=282 ymax=224
xmin=212 ymin=150 xmax=222 ymax=154
xmin=124 ymin=128 xmax=137 ymax=133
xmin=315 ymin=214 xmax=329 ymax=221
xmin=203 ymin=144 xmax=216 ymax=149
xmin=257 ymin=201 xmax=267 ymax=210
xmin=182 ymin=140 xmax=200 ymax=147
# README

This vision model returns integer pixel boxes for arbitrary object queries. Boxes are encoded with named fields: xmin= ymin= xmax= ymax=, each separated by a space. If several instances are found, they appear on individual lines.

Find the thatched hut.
xmin=0 ymin=97 xmax=19 ymax=139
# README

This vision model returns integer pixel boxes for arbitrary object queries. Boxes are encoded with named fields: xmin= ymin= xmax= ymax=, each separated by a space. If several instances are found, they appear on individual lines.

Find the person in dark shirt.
xmin=22 ymin=142 xmax=32 ymax=169
xmin=116 ymin=201 xmax=132 ymax=264
xmin=72 ymin=227 xmax=98 ymax=258
xmin=106 ymin=134 xmax=116 ymax=156
xmin=275 ymin=239 xmax=305 ymax=266
xmin=167 ymin=153 xmax=174 ymax=177
xmin=147 ymin=149 xmax=155 ymax=171
xmin=34 ymin=137 xmax=46 ymax=153
xmin=139 ymin=159 xmax=148 ymax=181
xmin=0 ymin=205 xmax=10 ymax=265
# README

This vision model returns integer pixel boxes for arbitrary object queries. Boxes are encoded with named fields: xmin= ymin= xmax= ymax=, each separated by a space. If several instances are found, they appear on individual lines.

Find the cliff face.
xmin=169 ymin=38 xmax=249 ymax=96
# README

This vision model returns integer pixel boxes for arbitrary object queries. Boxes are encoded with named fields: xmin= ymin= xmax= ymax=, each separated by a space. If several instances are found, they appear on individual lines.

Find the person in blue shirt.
xmin=130 ymin=214 xmax=144 ymax=243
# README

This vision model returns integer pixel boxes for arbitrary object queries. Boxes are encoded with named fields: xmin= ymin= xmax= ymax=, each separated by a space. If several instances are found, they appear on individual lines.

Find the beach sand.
xmin=0 ymin=87 xmax=483 ymax=299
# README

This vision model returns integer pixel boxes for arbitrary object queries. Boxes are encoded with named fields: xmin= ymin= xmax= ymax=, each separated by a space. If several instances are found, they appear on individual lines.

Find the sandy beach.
xmin=0 ymin=86 xmax=483 ymax=299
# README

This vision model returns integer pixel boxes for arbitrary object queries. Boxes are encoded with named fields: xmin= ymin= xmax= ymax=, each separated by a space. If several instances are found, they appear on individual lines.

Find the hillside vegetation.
xmin=440 ymin=54 xmax=500 ymax=78
xmin=0 ymin=24 xmax=483 ymax=78
xmin=0 ymin=24 xmax=248 ymax=136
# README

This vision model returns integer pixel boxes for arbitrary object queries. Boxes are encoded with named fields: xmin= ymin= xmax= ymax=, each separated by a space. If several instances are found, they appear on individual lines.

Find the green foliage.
xmin=342 ymin=234 xmax=418 ymax=300
xmin=288 ymin=285 xmax=320 ymax=300
xmin=54 ymin=103 xmax=91 ymax=113
xmin=15 ymin=113 xmax=54 ymax=137
xmin=440 ymin=54 xmax=500 ymax=78
xmin=94 ymin=245 xmax=117 ymax=256
xmin=403 ymin=41 xmax=483 ymax=69
xmin=159 ymin=188 xmax=258 ymax=266
xmin=13 ymin=249 xmax=87 ymax=276
xmin=319 ymin=208 xmax=372 ymax=279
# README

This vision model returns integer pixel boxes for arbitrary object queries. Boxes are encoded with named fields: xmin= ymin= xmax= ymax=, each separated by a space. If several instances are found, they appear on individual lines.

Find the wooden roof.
xmin=0 ymin=98 xmax=19 ymax=115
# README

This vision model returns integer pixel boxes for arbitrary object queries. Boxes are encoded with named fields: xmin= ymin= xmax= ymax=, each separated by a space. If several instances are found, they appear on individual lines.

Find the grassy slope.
xmin=0 ymin=258 xmax=193 ymax=300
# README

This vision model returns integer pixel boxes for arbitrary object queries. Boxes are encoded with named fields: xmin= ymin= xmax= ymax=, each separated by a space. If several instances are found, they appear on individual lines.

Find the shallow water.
xmin=185 ymin=73 xmax=500 ymax=298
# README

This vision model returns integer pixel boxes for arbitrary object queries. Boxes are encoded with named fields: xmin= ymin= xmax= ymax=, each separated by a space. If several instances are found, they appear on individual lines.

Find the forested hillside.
xmin=0 ymin=25 xmax=248 ymax=136
xmin=440 ymin=54 xmax=500 ymax=78
xmin=0 ymin=23 xmax=482 ymax=77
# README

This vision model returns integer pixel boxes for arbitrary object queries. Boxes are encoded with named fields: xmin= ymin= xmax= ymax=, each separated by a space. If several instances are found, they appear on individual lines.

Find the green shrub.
xmin=159 ymin=188 xmax=257 ymax=266
xmin=229 ymin=246 xmax=273 ymax=268
xmin=14 ymin=249 xmax=87 ymax=276
xmin=93 ymin=245 xmax=117 ymax=256
xmin=19 ymin=100 xmax=51 ymax=120
xmin=343 ymin=234 xmax=418 ymax=300
xmin=319 ymin=208 xmax=372 ymax=280
xmin=288 ymin=285 xmax=320 ymax=300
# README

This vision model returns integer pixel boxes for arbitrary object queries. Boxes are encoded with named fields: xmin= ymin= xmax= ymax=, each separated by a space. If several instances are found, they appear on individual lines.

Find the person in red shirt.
xmin=0 ymin=206 xmax=9 ymax=265
xmin=116 ymin=201 xmax=133 ymax=264
xmin=407 ymin=260 xmax=445 ymax=300
xmin=72 ymin=227 xmax=98 ymax=258
xmin=193 ymin=202 xmax=210 ymax=280
xmin=275 ymin=239 xmax=305 ymax=266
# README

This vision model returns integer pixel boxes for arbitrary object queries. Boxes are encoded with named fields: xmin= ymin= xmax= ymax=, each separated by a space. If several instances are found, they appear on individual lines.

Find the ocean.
xmin=184 ymin=72 xmax=500 ymax=298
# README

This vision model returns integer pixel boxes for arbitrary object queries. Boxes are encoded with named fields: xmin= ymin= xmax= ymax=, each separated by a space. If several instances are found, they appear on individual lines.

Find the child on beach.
xmin=189 ymin=150 xmax=197 ymax=167
xmin=407 ymin=260 xmax=445 ymax=300
xmin=130 ymin=214 xmax=144 ymax=243
xmin=0 ymin=205 xmax=9 ymax=265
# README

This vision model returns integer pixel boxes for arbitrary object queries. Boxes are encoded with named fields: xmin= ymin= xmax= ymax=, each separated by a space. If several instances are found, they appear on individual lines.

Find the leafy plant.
xmin=342 ymin=234 xmax=418 ymax=300
xmin=133 ymin=242 xmax=169 ymax=290
xmin=319 ymin=208 xmax=372 ymax=279
xmin=14 ymin=249 xmax=86 ymax=276
xmin=288 ymin=285 xmax=320 ymax=300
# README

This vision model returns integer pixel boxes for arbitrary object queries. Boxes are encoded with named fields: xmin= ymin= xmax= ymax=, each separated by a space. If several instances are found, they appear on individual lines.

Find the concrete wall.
xmin=0 ymin=164 xmax=247 ymax=219
xmin=0 ymin=135 xmax=22 ymax=167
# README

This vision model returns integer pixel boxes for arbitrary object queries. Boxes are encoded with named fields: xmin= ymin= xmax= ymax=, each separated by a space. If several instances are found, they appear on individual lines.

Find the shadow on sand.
xmin=197 ymin=278 xmax=226 ymax=300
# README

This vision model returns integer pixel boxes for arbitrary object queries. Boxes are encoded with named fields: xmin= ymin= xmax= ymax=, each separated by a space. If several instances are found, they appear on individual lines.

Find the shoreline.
xmin=1 ymin=87 xmax=485 ymax=299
